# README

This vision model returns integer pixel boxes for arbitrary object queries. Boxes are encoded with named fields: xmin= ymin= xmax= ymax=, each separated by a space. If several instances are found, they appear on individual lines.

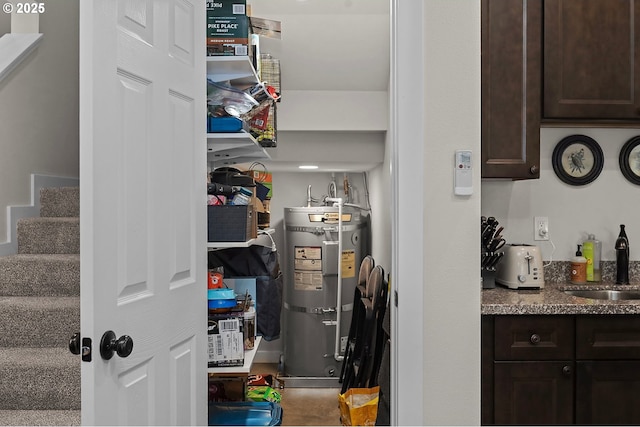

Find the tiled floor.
xmin=250 ymin=363 xmax=342 ymax=426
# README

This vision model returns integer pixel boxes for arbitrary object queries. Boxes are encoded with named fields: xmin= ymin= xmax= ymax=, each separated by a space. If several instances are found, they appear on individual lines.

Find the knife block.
xmin=481 ymin=246 xmax=497 ymax=289
xmin=482 ymin=268 xmax=496 ymax=289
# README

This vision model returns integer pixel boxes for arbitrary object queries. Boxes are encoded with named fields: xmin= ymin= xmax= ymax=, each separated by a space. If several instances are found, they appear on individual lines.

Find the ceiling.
xmin=249 ymin=0 xmax=390 ymax=93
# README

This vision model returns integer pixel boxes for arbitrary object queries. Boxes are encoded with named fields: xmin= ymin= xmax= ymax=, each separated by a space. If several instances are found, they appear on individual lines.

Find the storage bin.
xmin=208 ymin=204 xmax=256 ymax=242
xmin=208 ymin=401 xmax=283 ymax=426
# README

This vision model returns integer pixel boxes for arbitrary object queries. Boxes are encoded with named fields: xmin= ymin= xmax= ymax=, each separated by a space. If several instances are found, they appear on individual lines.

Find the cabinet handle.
xmin=530 ymin=333 xmax=541 ymax=344
xmin=529 ymin=165 xmax=539 ymax=175
xmin=562 ymin=365 xmax=571 ymax=376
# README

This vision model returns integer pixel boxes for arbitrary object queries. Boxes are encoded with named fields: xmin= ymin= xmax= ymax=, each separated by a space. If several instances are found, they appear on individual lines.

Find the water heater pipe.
xmin=325 ymin=197 xmax=344 ymax=362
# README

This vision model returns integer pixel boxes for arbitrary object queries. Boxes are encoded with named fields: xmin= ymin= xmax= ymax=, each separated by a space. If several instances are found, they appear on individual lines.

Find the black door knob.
xmin=99 ymin=330 xmax=134 ymax=360
xmin=69 ymin=332 xmax=81 ymax=355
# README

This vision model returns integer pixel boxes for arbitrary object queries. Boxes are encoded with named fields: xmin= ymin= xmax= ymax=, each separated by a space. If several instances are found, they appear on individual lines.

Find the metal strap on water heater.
xmin=283 ymin=301 xmax=354 ymax=314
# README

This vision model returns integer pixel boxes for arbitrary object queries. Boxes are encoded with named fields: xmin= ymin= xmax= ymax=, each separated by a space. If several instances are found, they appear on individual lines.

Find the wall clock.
xmin=552 ymin=135 xmax=604 ymax=186
xmin=619 ymin=136 xmax=640 ymax=185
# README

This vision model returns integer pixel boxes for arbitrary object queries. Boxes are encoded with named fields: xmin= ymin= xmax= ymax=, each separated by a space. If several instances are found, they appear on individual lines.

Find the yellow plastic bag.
xmin=338 ymin=386 xmax=380 ymax=426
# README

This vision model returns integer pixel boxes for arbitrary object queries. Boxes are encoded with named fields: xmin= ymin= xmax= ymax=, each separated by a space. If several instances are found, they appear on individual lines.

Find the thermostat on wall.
xmin=454 ymin=149 xmax=473 ymax=196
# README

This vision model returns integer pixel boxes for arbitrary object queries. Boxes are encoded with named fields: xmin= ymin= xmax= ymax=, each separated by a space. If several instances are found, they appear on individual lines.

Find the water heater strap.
xmin=283 ymin=302 xmax=353 ymax=314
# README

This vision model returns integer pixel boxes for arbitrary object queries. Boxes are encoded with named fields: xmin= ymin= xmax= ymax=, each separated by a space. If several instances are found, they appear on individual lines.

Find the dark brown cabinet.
xmin=481 ymin=0 xmax=541 ymax=179
xmin=576 ymin=361 xmax=640 ymax=424
xmin=544 ymin=0 xmax=640 ymax=121
xmin=486 ymin=315 xmax=575 ymax=425
xmin=481 ymin=0 xmax=640 ymax=180
xmin=483 ymin=314 xmax=640 ymax=425
xmin=575 ymin=315 xmax=640 ymax=425
xmin=495 ymin=361 xmax=574 ymax=425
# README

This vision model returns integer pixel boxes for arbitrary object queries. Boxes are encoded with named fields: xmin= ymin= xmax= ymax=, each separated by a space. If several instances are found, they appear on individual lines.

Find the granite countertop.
xmin=482 ymin=261 xmax=640 ymax=315
xmin=482 ymin=282 xmax=640 ymax=315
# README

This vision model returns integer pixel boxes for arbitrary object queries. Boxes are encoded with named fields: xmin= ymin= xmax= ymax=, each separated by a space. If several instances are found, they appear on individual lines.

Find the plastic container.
xmin=243 ymin=306 xmax=256 ymax=350
xmin=207 ymin=288 xmax=236 ymax=309
xmin=570 ymin=244 xmax=587 ymax=285
xmin=208 ymin=401 xmax=283 ymax=426
xmin=207 ymin=79 xmax=259 ymax=117
xmin=231 ymin=187 xmax=253 ymax=206
xmin=582 ymin=234 xmax=602 ymax=282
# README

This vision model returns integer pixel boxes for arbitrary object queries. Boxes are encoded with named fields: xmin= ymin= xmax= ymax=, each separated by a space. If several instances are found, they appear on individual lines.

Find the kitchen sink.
xmin=563 ymin=289 xmax=640 ymax=301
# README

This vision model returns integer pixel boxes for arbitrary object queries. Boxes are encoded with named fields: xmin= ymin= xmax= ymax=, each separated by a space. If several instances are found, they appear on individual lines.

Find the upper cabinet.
xmin=544 ymin=0 xmax=640 ymax=121
xmin=482 ymin=0 xmax=640 ymax=180
xmin=481 ymin=0 xmax=542 ymax=179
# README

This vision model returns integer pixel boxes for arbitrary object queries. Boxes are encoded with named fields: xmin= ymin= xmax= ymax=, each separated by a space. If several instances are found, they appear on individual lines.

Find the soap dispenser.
xmin=571 ymin=244 xmax=587 ymax=285
xmin=583 ymin=234 xmax=602 ymax=282
xmin=615 ymin=224 xmax=630 ymax=285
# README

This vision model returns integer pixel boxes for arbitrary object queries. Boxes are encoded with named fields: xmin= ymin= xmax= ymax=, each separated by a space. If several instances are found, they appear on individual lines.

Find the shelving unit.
xmin=208 ymin=336 xmax=262 ymax=375
xmin=207 ymin=57 xmax=273 ymax=382
xmin=207 ymin=228 xmax=275 ymax=250
xmin=207 ymin=55 xmax=270 ymax=166
xmin=207 ymin=132 xmax=270 ymax=165
xmin=207 ymin=56 xmax=259 ymax=86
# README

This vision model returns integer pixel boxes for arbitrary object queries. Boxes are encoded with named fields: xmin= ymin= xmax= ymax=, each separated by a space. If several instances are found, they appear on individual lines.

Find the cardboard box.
xmin=207 ymin=0 xmax=249 ymax=56
xmin=208 ymin=374 xmax=246 ymax=402
xmin=208 ymin=313 xmax=244 ymax=367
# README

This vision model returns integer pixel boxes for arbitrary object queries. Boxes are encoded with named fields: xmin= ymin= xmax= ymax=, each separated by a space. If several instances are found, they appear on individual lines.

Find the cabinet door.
xmin=576 ymin=361 xmax=640 ymax=425
xmin=494 ymin=361 xmax=574 ymax=425
xmin=544 ymin=0 xmax=640 ymax=120
xmin=481 ymin=0 xmax=541 ymax=179
xmin=481 ymin=316 xmax=494 ymax=425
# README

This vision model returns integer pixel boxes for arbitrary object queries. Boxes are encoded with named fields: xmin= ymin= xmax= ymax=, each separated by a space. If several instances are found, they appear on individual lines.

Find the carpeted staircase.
xmin=0 ymin=187 xmax=80 ymax=426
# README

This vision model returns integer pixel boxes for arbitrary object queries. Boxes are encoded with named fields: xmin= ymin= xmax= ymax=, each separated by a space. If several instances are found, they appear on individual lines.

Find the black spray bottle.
xmin=615 ymin=224 xmax=629 ymax=285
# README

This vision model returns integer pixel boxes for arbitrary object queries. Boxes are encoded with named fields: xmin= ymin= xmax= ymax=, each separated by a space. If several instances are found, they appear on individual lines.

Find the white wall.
xmin=482 ymin=127 xmax=640 ymax=262
xmin=0 ymin=0 xmax=79 ymax=242
xmin=393 ymin=1 xmax=481 ymax=424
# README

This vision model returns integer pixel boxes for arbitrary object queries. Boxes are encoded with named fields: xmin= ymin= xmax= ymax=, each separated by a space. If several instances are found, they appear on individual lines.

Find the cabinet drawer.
xmin=577 ymin=315 xmax=640 ymax=360
xmin=495 ymin=315 xmax=574 ymax=360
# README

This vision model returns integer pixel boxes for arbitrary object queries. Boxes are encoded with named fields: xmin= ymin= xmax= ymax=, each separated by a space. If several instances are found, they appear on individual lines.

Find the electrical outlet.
xmin=534 ymin=216 xmax=549 ymax=241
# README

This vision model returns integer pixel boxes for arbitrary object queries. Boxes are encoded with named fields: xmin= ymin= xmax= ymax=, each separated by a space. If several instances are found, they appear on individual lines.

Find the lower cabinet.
xmin=483 ymin=314 xmax=640 ymax=425
xmin=576 ymin=361 xmax=640 ymax=425
xmin=494 ymin=361 xmax=573 ymax=425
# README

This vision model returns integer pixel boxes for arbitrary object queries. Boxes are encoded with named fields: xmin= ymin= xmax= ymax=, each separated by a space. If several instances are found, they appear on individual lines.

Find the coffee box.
xmin=207 ymin=0 xmax=249 ymax=56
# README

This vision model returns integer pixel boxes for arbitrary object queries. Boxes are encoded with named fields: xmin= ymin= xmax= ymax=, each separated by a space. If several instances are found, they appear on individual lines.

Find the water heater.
xmin=282 ymin=202 xmax=369 ymax=386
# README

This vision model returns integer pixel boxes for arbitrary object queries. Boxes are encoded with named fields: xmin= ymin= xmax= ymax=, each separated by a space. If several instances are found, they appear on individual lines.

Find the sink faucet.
xmin=615 ymin=224 xmax=630 ymax=285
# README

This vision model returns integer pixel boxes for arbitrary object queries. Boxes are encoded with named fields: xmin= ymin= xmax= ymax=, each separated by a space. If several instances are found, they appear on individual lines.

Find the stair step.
xmin=17 ymin=218 xmax=79 ymax=254
xmin=0 ymin=348 xmax=80 ymax=410
xmin=0 ymin=254 xmax=79 ymax=297
xmin=0 ymin=410 xmax=80 ymax=426
xmin=40 ymin=187 xmax=79 ymax=218
xmin=0 ymin=296 xmax=79 ymax=347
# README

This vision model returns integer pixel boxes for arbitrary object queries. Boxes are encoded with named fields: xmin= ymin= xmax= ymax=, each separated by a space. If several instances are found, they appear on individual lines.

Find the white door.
xmin=79 ymin=1 xmax=207 ymax=425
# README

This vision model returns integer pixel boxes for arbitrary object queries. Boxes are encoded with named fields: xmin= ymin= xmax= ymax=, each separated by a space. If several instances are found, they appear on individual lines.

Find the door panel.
xmin=576 ymin=361 xmax=640 ymax=424
xmin=79 ymin=0 xmax=206 ymax=425
xmin=494 ymin=361 xmax=574 ymax=425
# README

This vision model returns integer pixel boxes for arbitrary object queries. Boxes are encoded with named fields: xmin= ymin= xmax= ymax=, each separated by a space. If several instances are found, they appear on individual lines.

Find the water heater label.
xmin=294 ymin=246 xmax=323 ymax=290
xmin=341 ymin=250 xmax=356 ymax=278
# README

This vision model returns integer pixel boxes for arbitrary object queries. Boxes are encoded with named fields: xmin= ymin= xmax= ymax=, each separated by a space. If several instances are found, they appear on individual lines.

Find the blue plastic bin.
xmin=208 ymin=401 xmax=282 ymax=426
